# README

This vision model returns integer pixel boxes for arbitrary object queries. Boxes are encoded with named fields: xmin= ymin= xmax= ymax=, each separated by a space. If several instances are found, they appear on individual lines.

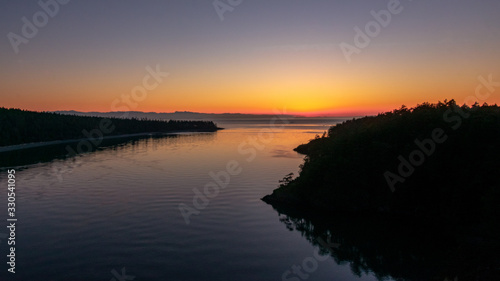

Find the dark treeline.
xmin=0 ymin=107 xmax=220 ymax=147
xmin=263 ymin=100 xmax=500 ymax=227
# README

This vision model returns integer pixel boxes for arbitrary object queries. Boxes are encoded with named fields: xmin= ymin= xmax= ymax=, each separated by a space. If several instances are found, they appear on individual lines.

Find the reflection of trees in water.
xmin=272 ymin=206 xmax=500 ymax=281
xmin=0 ymin=133 xmax=217 ymax=167
xmin=0 ymin=133 xmax=218 ymax=201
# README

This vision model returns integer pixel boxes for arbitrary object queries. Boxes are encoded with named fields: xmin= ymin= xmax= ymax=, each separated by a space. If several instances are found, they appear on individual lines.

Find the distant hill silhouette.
xmin=54 ymin=110 xmax=297 ymax=121
xmin=0 ymin=107 xmax=220 ymax=147
xmin=263 ymin=100 xmax=500 ymax=227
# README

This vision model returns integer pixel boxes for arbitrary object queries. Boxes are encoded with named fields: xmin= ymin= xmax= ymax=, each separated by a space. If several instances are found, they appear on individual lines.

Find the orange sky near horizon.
xmin=1 ymin=1 xmax=499 ymax=117
xmin=2 ymin=48 xmax=498 ymax=117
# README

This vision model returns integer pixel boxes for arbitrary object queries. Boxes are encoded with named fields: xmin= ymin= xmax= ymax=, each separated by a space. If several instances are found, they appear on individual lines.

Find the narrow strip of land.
xmin=0 ymin=107 xmax=221 ymax=151
xmin=0 ymin=131 xmax=214 ymax=153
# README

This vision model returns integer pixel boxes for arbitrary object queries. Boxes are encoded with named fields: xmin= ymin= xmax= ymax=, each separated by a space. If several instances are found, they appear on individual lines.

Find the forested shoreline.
xmin=0 ymin=107 xmax=220 ymax=147
xmin=263 ymin=101 xmax=500 ymax=226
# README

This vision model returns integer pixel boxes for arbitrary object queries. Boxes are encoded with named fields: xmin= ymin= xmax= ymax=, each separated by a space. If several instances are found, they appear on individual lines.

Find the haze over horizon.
xmin=54 ymin=109 xmax=355 ymax=118
xmin=1 ymin=0 xmax=499 ymax=116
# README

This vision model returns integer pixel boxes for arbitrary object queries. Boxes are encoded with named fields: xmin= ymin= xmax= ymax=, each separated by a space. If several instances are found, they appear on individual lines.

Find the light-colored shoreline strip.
xmin=0 ymin=130 xmax=216 ymax=153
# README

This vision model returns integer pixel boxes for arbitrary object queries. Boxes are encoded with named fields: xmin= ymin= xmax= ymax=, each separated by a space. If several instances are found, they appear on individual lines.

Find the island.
xmin=263 ymin=100 xmax=500 ymax=227
xmin=0 ymin=107 xmax=221 ymax=148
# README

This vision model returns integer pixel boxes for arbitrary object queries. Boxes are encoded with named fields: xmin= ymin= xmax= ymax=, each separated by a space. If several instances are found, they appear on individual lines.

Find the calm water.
xmin=0 ymin=118 xmax=389 ymax=281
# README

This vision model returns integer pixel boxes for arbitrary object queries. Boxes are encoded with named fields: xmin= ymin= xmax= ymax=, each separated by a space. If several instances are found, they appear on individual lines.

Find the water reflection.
xmin=269 ymin=204 xmax=500 ymax=281
xmin=0 ymin=133 xmax=217 ymax=168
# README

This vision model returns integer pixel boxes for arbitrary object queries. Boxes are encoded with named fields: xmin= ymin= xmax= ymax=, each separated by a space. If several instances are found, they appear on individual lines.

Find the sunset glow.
xmin=1 ymin=1 xmax=499 ymax=116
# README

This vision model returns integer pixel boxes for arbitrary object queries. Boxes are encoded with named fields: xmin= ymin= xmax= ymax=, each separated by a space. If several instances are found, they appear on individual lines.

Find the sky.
xmin=1 ymin=0 xmax=499 ymax=116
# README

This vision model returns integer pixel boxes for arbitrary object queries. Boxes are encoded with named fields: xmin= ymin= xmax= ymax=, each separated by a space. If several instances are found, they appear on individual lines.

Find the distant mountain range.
xmin=54 ymin=110 xmax=298 ymax=122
